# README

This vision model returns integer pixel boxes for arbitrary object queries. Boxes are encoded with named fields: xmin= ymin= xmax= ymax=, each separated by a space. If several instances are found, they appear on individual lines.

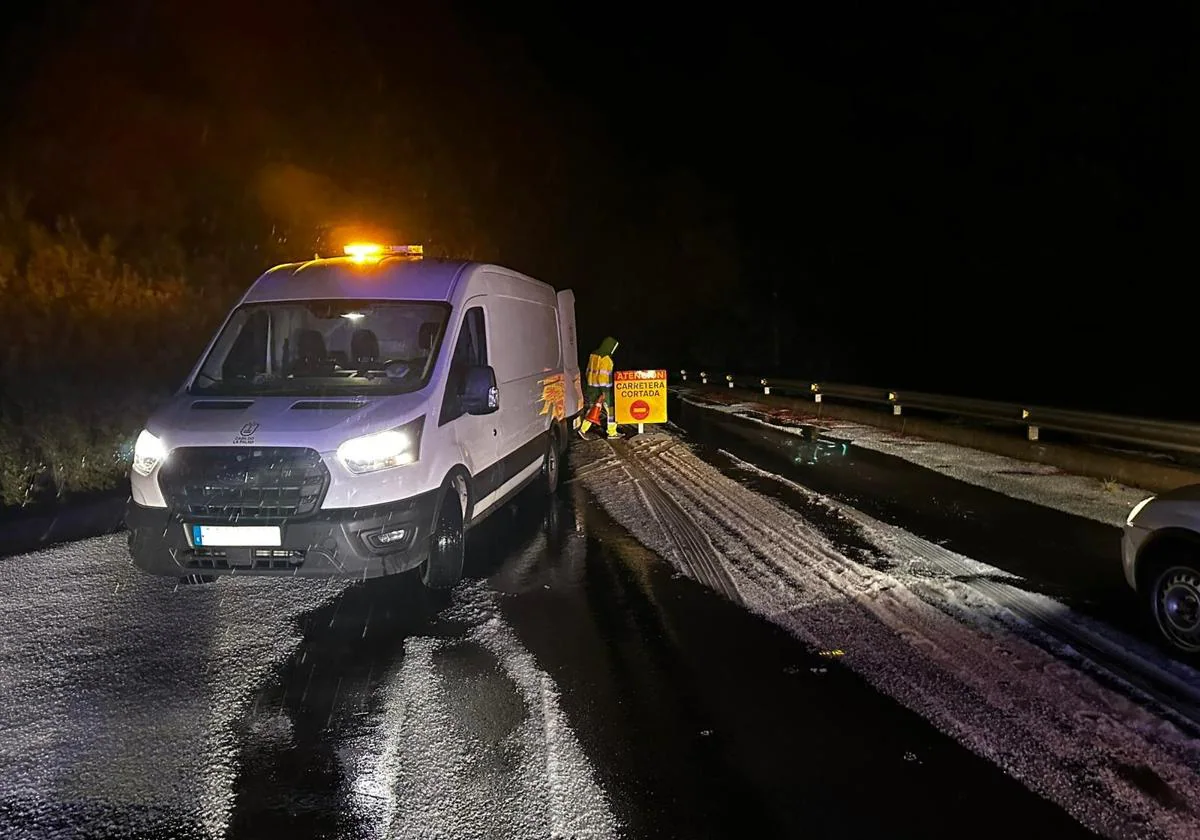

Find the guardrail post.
xmin=889 ymin=391 xmax=902 ymax=416
xmin=809 ymin=383 xmax=824 ymax=416
xmin=761 ymin=378 xmax=770 ymax=395
xmin=1022 ymin=409 xmax=1038 ymax=441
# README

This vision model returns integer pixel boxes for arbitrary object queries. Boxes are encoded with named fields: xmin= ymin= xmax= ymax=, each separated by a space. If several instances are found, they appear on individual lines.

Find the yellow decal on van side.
xmin=538 ymin=373 xmax=567 ymax=422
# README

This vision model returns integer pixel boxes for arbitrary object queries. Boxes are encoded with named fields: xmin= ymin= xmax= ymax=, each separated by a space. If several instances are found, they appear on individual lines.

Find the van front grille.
xmin=159 ymin=447 xmax=329 ymax=522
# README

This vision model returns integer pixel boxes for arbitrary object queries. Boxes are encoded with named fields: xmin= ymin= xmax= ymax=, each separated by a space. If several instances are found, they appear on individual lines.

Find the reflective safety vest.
xmin=586 ymin=353 xmax=614 ymax=388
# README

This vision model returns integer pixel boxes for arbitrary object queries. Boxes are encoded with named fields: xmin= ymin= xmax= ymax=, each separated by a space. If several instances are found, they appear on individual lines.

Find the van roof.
xmin=243 ymin=256 xmax=473 ymax=304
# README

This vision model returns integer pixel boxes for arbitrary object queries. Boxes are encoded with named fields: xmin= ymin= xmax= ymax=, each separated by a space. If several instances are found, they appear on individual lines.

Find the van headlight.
xmin=132 ymin=429 xmax=168 ymax=477
xmin=337 ymin=417 xmax=424 ymax=474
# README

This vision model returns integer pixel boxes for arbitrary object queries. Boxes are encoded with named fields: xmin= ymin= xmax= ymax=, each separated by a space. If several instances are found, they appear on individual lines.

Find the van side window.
xmin=440 ymin=307 xmax=488 ymax=425
xmin=459 ymin=307 xmax=488 ymax=368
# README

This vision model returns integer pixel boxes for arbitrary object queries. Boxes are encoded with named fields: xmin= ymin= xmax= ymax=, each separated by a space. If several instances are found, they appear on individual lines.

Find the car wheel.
xmin=542 ymin=431 xmax=560 ymax=495
xmin=421 ymin=473 xmax=469 ymax=589
xmin=1150 ymin=562 xmax=1200 ymax=655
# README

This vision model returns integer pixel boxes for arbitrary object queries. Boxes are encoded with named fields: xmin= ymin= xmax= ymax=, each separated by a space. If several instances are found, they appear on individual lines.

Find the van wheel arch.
xmin=441 ymin=466 xmax=473 ymax=522
xmin=549 ymin=420 xmax=565 ymax=453
xmin=420 ymin=468 xmax=473 ymax=589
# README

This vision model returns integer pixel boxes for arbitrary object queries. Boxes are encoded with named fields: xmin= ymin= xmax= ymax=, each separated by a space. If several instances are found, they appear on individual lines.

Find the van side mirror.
xmin=462 ymin=365 xmax=499 ymax=415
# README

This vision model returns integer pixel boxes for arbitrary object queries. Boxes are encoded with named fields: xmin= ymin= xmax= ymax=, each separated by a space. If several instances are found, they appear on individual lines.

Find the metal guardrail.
xmin=674 ymin=370 xmax=1200 ymax=456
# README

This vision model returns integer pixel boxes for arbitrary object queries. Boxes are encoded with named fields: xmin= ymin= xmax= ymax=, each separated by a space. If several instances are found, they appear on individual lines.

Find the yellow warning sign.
xmin=614 ymin=369 xmax=668 ymax=425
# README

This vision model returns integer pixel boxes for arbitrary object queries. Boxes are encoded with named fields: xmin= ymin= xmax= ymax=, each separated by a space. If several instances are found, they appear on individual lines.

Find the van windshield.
xmin=189 ymin=299 xmax=450 ymax=397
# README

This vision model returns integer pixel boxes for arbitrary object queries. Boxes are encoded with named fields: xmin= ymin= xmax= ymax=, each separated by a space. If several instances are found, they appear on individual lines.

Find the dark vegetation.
xmin=0 ymin=196 xmax=236 ymax=505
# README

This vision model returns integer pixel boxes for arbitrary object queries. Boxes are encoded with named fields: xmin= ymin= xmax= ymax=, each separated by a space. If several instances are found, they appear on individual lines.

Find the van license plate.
xmin=190 ymin=525 xmax=282 ymax=547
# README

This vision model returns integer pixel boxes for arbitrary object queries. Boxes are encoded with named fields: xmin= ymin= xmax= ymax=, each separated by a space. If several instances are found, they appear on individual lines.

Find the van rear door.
xmin=556 ymin=290 xmax=583 ymax=418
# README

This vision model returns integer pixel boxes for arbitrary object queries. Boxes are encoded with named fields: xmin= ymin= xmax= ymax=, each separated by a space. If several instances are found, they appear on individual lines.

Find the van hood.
xmin=148 ymin=392 xmax=430 ymax=450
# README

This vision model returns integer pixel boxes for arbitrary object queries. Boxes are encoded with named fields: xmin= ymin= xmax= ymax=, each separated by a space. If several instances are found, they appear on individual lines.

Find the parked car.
xmin=125 ymin=244 xmax=583 ymax=588
xmin=1122 ymin=486 xmax=1200 ymax=655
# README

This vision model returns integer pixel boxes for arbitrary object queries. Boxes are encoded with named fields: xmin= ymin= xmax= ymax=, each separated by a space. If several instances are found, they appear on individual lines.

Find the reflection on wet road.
xmin=225 ymin=505 xmax=617 ymax=839
xmin=499 ymin=486 xmax=1089 ymax=838
xmin=0 ymin=467 xmax=1095 ymax=838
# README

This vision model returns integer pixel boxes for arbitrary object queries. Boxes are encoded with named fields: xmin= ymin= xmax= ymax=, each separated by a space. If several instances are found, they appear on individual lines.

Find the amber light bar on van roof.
xmin=343 ymin=243 xmax=424 ymax=263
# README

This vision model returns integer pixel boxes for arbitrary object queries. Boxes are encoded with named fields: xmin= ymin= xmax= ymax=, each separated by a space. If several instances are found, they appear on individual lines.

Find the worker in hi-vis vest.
xmin=576 ymin=336 xmax=619 ymax=438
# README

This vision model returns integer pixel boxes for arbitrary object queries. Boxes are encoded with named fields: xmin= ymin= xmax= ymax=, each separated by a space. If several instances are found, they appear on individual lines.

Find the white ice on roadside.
xmin=341 ymin=580 xmax=620 ymax=840
xmin=0 ymin=534 xmax=348 ymax=838
xmin=0 ymin=533 xmax=618 ymax=840
xmin=575 ymin=433 xmax=1200 ymax=840
xmin=690 ymin=396 xmax=1154 ymax=527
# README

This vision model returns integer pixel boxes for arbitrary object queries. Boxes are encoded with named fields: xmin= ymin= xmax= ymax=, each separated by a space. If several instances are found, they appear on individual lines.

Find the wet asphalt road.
xmin=0 ymin=430 xmax=1112 ymax=837
xmin=496 ymin=497 xmax=1093 ymax=839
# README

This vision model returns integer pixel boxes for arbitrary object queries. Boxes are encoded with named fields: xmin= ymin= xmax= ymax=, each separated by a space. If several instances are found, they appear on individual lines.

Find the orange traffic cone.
xmin=578 ymin=395 xmax=605 ymax=437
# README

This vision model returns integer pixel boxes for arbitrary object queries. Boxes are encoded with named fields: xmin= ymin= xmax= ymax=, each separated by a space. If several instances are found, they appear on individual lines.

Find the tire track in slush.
xmin=664 ymin=442 xmax=1200 ymax=741
xmin=717 ymin=449 xmax=1200 ymax=736
xmin=588 ymin=434 xmax=1200 ymax=840
xmin=607 ymin=438 xmax=741 ymax=603
xmin=873 ymin=519 xmax=1200 ymax=732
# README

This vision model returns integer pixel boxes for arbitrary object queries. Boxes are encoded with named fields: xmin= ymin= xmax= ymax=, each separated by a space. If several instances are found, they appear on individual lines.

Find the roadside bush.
xmin=0 ymin=198 xmax=230 ymax=506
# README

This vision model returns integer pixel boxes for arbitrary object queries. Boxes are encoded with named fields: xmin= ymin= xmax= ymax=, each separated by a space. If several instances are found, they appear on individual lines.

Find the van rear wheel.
xmin=542 ymin=431 xmax=561 ymax=495
xmin=421 ymin=474 xmax=468 ymax=589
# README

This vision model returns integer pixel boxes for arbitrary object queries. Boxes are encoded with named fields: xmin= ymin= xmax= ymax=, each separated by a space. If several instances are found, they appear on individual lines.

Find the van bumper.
xmin=124 ymin=491 xmax=439 ymax=580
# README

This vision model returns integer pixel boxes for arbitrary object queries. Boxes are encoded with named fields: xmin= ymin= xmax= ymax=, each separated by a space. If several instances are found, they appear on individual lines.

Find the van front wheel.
xmin=421 ymin=474 xmax=469 ymax=589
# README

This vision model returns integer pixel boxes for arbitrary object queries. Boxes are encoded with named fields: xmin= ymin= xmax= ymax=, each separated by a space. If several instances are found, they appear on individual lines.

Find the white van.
xmin=125 ymin=245 xmax=584 ymax=588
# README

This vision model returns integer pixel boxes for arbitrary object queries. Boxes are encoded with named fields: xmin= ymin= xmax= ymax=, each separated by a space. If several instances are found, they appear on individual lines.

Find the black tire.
xmin=1150 ymin=561 xmax=1200 ymax=656
xmin=542 ymin=430 xmax=561 ymax=495
xmin=421 ymin=473 xmax=469 ymax=589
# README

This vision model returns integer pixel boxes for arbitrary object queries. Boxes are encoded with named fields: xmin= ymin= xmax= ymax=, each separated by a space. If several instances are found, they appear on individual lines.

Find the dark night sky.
xmin=0 ymin=2 xmax=1192 ymax=415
